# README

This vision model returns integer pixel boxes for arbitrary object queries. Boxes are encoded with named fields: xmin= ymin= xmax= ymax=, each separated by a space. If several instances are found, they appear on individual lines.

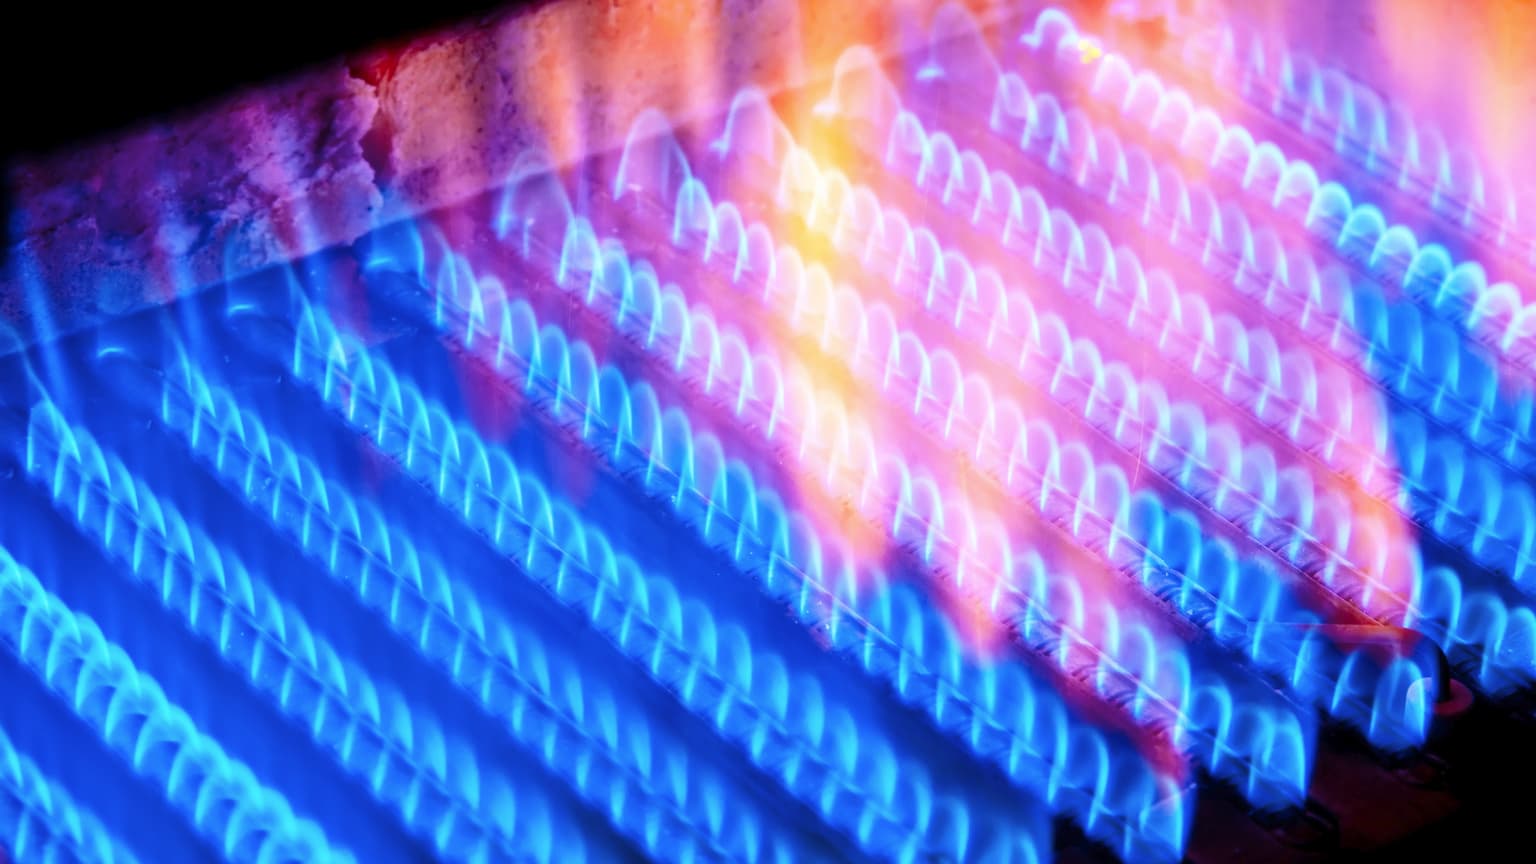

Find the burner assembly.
xmin=3 ymin=1 xmax=1535 ymax=861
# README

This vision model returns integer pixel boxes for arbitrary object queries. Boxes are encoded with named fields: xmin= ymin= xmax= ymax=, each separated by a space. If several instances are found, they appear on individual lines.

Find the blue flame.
xmin=291 ymin=218 xmax=1180 ymax=859
xmin=471 ymin=186 xmax=1306 ymax=803
xmin=160 ymin=333 xmax=831 ymax=863
xmin=20 ymin=392 xmax=573 ymax=864
xmin=6 ymin=4 xmax=1530 ymax=857
xmin=217 ymin=282 xmax=1054 ymax=862
xmin=0 ymin=543 xmax=356 ymax=864
xmin=0 ymin=720 xmax=143 ymax=864
xmin=639 ymin=100 xmax=1452 ymax=749
xmin=497 ymin=163 xmax=1325 ymax=815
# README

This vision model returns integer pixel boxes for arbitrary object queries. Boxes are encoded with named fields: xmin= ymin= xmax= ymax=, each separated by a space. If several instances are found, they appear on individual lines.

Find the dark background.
xmin=4 ymin=3 xmax=519 ymax=164
xmin=2 ymin=3 xmax=525 ymax=261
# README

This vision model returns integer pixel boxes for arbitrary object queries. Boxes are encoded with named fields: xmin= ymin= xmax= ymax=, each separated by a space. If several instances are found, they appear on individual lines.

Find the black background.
xmin=2 ymin=3 xmax=523 ymax=258
xmin=3 ymin=3 xmax=518 ymax=164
